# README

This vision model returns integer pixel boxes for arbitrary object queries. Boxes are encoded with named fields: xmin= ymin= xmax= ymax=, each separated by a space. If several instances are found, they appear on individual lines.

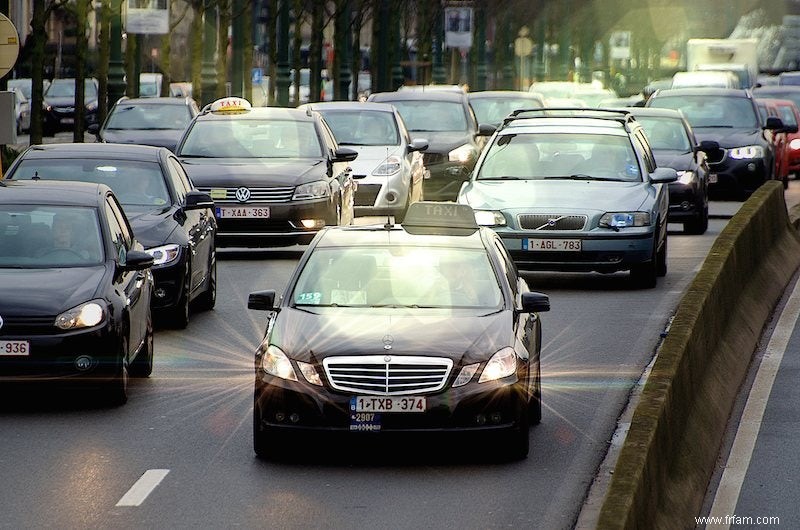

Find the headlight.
xmin=55 ymin=300 xmax=106 ymax=330
xmin=373 ymin=156 xmax=402 ymax=176
xmin=145 ymin=244 xmax=181 ymax=266
xmin=85 ymin=101 xmax=98 ymax=112
xmin=599 ymin=212 xmax=651 ymax=228
xmin=452 ymin=363 xmax=479 ymax=387
xmin=479 ymin=347 xmax=518 ymax=383
xmin=293 ymin=181 xmax=330 ymax=200
xmin=297 ymin=361 xmax=323 ymax=386
xmin=260 ymin=345 xmax=298 ymax=381
xmin=449 ymin=144 xmax=477 ymax=164
xmin=791 ymin=139 xmax=800 ymax=150
xmin=728 ymin=145 xmax=764 ymax=160
xmin=676 ymin=170 xmax=695 ymax=185
xmin=473 ymin=209 xmax=506 ymax=226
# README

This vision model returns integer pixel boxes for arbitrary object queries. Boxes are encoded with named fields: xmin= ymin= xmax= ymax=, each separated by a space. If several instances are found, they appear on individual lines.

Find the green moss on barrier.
xmin=598 ymin=181 xmax=800 ymax=529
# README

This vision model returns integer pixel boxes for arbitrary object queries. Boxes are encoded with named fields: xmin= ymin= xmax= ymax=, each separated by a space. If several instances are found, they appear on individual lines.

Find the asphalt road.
xmin=0 ymin=212 xmax=728 ymax=529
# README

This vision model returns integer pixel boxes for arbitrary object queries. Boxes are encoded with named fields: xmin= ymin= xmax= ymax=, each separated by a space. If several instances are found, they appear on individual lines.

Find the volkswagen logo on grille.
xmin=0 ymin=314 xmax=3 ymax=330
xmin=235 ymin=187 xmax=251 ymax=203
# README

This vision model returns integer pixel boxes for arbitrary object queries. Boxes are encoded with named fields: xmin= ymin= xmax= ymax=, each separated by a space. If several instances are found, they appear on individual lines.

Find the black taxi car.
xmin=0 ymin=180 xmax=154 ymax=405
xmin=176 ymin=97 xmax=358 ymax=247
xmin=247 ymin=202 xmax=550 ymax=460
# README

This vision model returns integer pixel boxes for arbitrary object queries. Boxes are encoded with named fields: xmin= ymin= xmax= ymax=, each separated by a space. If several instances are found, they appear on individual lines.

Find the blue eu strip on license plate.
xmin=350 ymin=397 xmax=382 ymax=431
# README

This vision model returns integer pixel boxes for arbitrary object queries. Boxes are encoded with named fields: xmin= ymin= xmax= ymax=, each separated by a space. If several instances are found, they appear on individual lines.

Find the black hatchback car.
xmin=647 ymin=88 xmax=783 ymax=198
xmin=176 ymin=97 xmax=358 ymax=248
xmin=247 ymin=202 xmax=550 ymax=460
xmin=5 ymin=143 xmax=216 ymax=329
xmin=368 ymin=90 xmax=495 ymax=201
xmin=0 ymin=180 xmax=154 ymax=405
xmin=43 ymin=78 xmax=100 ymax=136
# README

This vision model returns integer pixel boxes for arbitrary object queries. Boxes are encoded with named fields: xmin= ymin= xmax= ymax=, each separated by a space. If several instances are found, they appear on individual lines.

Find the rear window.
xmin=649 ymin=95 xmax=758 ymax=128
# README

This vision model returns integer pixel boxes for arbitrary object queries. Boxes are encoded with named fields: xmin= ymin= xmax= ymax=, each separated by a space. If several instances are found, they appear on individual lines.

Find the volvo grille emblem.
xmin=235 ymin=187 xmax=251 ymax=203
xmin=547 ymin=218 xmax=558 ymax=226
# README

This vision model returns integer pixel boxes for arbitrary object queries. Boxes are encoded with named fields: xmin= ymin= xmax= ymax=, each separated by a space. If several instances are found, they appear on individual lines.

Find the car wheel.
xmin=163 ymin=265 xmax=191 ymax=329
xmin=193 ymin=251 xmax=216 ymax=312
xmin=129 ymin=312 xmax=154 ymax=378
xmin=103 ymin=340 xmax=129 ymax=406
xmin=684 ymin=205 xmax=708 ymax=235
xmin=784 ymin=175 xmax=789 ymax=190
xmin=504 ymin=408 xmax=530 ymax=460
xmin=253 ymin=405 xmax=290 ymax=460
xmin=630 ymin=247 xmax=658 ymax=289
xmin=529 ymin=362 xmax=542 ymax=425
xmin=656 ymin=233 xmax=668 ymax=277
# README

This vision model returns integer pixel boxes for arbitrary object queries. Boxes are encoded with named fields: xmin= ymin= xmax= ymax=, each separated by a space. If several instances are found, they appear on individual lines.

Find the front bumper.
xmin=213 ymin=198 xmax=334 ymax=248
xmin=150 ymin=257 xmax=187 ymax=310
xmin=668 ymin=181 xmax=705 ymax=222
xmin=708 ymin=157 xmax=769 ymax=194
xmin=498 ymin=230 xmax=656 ymax=273
xmin=422 ymin=159 xmax=473 ymax=201
xmin=254 ymin=372 xmax=527 ymax=434
xmin=352 ymin=173 xmax=408 ymax=216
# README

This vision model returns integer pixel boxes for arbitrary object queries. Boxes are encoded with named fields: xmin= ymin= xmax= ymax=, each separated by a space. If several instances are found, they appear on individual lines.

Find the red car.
xmin=772 ymin=99 xmax=800 ymax=178
xmin=755 ymin=98 xmax=792 ymax=188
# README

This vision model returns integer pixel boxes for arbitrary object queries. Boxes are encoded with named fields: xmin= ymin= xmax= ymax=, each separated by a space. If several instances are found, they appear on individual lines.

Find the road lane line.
xmin=116 ymin=469 xmax=170 ymax=507
xmin=706 ymin=277 xmax=800 ymax=528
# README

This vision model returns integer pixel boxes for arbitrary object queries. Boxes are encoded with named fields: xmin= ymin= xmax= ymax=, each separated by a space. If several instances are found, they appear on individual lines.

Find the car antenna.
xmin=384 ymin=215 xmax=394 ymax=230
xmin=32 ymin=171 xmax=40 ymax=180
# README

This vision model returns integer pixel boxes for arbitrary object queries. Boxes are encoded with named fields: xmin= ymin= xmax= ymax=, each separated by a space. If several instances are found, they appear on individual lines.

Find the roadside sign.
xmin=252 ymin=68 xmax=263 ymax=84
xmin=0 ymin=14 xmax=20 ymax=79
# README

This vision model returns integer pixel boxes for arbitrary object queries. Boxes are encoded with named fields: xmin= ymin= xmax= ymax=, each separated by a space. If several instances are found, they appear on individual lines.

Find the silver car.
xmin=300 ymin=102 xmax=429 ymax=218
xmin=457 ymin=108 xmax=677 ymax=288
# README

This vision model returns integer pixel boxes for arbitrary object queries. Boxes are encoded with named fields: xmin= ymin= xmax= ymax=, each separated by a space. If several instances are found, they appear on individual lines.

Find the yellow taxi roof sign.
xmin=209 ymin=97 xmax=252 ymax=113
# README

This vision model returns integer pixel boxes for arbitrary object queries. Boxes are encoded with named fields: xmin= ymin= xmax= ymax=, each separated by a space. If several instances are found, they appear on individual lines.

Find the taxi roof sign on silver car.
xmin=203 ymin=96 xmax=252 ymax=114
xmin=401 ymin=201 xmax=478 ymax=235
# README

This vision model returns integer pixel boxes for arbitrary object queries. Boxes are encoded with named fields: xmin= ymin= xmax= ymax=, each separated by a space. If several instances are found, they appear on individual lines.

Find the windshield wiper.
xmin=478 ymin=175 xmax=525 ymax=180
xmin=545 ymin=174 xmax=622 ymax=181
xmin=338 ymin=142 xmax=370 ymax=146
xmin=370 ymin=303 xmax=442 ymax=308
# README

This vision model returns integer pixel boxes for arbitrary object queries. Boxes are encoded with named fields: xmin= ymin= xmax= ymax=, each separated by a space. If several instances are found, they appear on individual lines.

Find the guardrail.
xmin=597 ymin=180 xmax=800 ymax=528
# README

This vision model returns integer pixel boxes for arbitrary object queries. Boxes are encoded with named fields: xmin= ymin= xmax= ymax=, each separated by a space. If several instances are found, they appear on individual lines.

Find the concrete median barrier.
xmin=597 ymin=181 xmax=800 ymax=529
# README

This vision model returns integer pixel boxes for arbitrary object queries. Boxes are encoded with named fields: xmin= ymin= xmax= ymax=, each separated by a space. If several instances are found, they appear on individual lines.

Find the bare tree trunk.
xmin=291 ymin=0 xmax=303 ymax=106
xmin=243 ymin=0 xmax=253 ymax=101
xmin=216 ymin=0 xmax=230 ymax=99
xmin=309 ymin=1 xmax=324 ymax=102
xmin=74 ymin=0 xmax=88 ymax=142
xmin=98 ymin=0 xmax=110 ymax=123
xmin=29 ymin=0 xmax=47 ymax=144
xmin=267 ymin=0 xmax=277 ymax=105
xmin=191 ymin=1 xmax=203 ymax=100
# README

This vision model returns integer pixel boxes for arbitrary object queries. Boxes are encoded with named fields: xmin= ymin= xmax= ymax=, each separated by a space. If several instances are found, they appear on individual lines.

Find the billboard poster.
xmin=126 ymin=0 xmax=169 ymax=34
xmin=444 ymin=7 xmax=473 ymax=49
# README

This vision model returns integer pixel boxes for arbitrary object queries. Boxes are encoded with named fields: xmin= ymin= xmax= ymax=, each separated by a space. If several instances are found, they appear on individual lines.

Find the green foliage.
xmin=1 ymin=146 xmax=20 ymax=175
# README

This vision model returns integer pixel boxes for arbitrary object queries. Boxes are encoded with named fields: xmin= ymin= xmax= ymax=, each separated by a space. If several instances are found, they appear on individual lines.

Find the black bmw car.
xmin=4 ymin=143 xmax=216 ymax=329
xmin=0 ymin=180 xmax=154 ymax=405
xmin=247 ymin=202 xmax=550 ymax=460
xmin=176 ymin=97 xmax=358 ymax=248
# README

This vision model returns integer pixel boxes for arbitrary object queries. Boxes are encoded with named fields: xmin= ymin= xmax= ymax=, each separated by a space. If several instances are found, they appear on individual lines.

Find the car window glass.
xmin=106 ymin=196 xmax=134 ymax=249
xmin=385 ymin=100 xmax=468 ymax=132
xmin=0 ymin=205 xmax=103 ymax=268
xmin=179 ymin=119 xmax=323 ymax=158
xmin=319 ymin=110 xmax=400 ymax=146
xmin=633 ymin=130 xmax=655 ymax=173
xmin=166 ymin=157 xmax=191 ymax=201
xmin=779 ymin=106 xmax=798 ymax=127
xmin=470 ymin=97 xmax=543 ymax=126
xmin=292 ymin=247 xmax=503 ymax=309
xmin=11 ymin=159 xmax=170 ymax=210
xmin=649 ymin=95 xmax=759 ymax=128
xmin=636 ymin=116 xmax=692 ymax=151
xmin=492 ymin=240 xmax=518 ymax=296
xmin=106 ymin=103 xmax=192 ymax=130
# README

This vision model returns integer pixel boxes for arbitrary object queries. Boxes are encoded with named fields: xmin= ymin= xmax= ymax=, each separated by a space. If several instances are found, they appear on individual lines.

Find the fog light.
xmin=747 ymin=163 xmax=756 ymax=172
xmin=475 ymin=414 xmax=487 ymax=425
xmin=386 ymin=191 xmax=397 ymax=203
xmin=154 ymin=288 xmax=167 ymax=299
xmin=490 ymin=412 xmax=502 ymax=424
xmin=75 ymin=356 xmax=93 ymax=371
xmin=275 ymin=412 xmax=286 ymax=422
xmin=289 ymin=413 xmax=300 ymax=423
xmin=300 ymin=219 xmax=325 ymax=229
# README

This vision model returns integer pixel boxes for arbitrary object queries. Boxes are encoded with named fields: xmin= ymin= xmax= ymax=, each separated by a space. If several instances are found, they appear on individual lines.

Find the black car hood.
xmin=0 ymin=266 xmax=107 ymax=316
xmin=652 ymin=149 xmax=693 ymax=171
xmin=179 ymin=158 xmax=327 ymax=187
xmin=271 ymin=307 xmax=511 ymax=364
xmin=102 ymin=130 xmax=182 ymax=151
xmin=125 ymin=207 xmax=179 ymax=248
xmin=692 ymin=127 xmax=763 ymax=149
xmin=407 ymin=130 xmax=475 ymax=154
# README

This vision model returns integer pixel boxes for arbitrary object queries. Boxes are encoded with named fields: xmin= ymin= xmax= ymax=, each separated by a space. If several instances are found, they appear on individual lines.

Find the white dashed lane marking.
xmin=116 ymin=469 xmax=170 ymax=507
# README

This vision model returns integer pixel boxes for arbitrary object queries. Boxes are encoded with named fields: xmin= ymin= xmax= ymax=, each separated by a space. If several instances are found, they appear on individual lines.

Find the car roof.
xmin=369 ymin=90 xmax=467 ymax=103
xmin=754 ymin=85 xmax=800 ymax=94
xmin=468 ymin=90 xmax=544 ymax=100
xmin=314 ymin=224 xmax=489 ymax=249
xmin=500 ymin=108 xmax=636 ymax=135
xmin=301 ymin=101 xmax=397 ymax=113
xmin=16 ymin=143 xmax=166 ymax=162
xmin=195 ymin=106 xmax=315 ymax=121
xmin=114 ymin=97 xmax=194 ymax=106
xmin=652 ymin=87 xmax=752 ymax=98
xmin=625 ymin=107 xmax=686 ymax=119
xmin=0 ymin=180 xmax=108 ymax=207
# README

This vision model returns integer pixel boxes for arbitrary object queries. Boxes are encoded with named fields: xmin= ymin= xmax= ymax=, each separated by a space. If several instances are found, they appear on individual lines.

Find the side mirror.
xmin=248 ymin=290 xmax=278 ymax=311
xmin=518 ymin=292 xmax=550 ymax=313
xmin=408 ymin=138 xmax=429 ymax=152
xmin=122 ymin=249 xmax=154 ymax=271
xmin=650 ymin=167 xmax=678 ymax=183
xmin=697 ymin=140 xmax=720 ymax=153
xmin=184 ymin=190 xmax=214 ymax=210
xmin=87 ymin=123 xmax=100 ymax=136
xmin=764 ymin=116 xmax=784 ymax=130
xmin=333 ymin=147 xmax=358 ymax=163
xmin=478 ymin=123 xmax=497 ymax=136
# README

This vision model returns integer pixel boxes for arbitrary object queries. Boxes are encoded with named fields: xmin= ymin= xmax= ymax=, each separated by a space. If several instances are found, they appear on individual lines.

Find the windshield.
xmin=649 ymin=95 xmax=758 ymax=128
xmin=319 ymin=110 xmax=400 ymax=146
xmin=470 ymin=97 xmax=543 ymax=126
xmin=106 ymin=103 xmax=192 ymax=130
xmin=11 ymin=160 xmax=170 ymax=209
xmin=292 ymin=247 xmax=503 ymax=309
xmin=0 ymin=205 xmax=104 ymax=268
xmin=45 ymin=80 xmax=98 ymax=98
xmin=636 ymin=116 xmax=692 ymax=151
xmin=386 ymin=100 xmax=468 ymax=132
xmin=478 ymin=132 xmax=641 ymax=181
xmin=180 ymin=119 xmax=323 ymax=158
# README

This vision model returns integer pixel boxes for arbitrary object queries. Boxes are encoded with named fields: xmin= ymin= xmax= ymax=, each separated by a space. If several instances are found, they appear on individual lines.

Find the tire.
xmin=504 ymin=408 xmax=530 ymax=461
xmin=163 ymin=265 xmax=190 ymax=329
xmin=528 ymin=362 xmax=542 ymax=425
xmin=656 ymin=233 xmax=668 ymax=277
xmin=129 ymin=312 xmax=154 ymax=378
xmin=630 ymin=255 xmax=657 ymax=288
xmin=684 ymin=205 xmax=708 ymax=235
xmin=193 ymin=251 xmax=216 ymax=312
xmin=253 ymin=405 xmax=290 ymax=460
xmin=102 ymin=340 xmax=129 ymax=406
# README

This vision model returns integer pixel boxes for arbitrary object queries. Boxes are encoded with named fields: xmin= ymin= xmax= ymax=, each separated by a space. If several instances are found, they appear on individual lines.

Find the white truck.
xmin=685 ymin=38 xmax=759 ymax=89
